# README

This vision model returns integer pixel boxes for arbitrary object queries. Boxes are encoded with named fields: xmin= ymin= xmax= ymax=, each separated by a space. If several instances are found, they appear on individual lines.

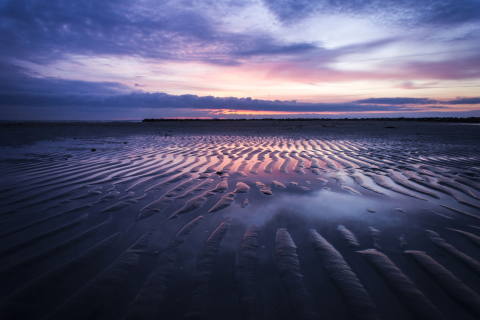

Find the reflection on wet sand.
xmin=1 ymin=123 xmax=480 ymax=320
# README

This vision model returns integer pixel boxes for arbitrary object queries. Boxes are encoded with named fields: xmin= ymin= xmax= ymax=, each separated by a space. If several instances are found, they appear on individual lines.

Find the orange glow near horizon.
xmin=214 ymin=108 xmax=476 ymax=116
xmin=38 ymin=58 xmax=480 ymax=107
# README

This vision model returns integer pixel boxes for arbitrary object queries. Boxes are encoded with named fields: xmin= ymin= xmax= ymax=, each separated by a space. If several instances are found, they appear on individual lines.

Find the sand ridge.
xmin=0 ymin=121 xmax=480 ymax=319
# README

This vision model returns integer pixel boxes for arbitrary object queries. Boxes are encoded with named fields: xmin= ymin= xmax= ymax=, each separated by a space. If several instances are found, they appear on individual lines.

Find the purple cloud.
xmin=356 ymin=97 xmax=438 ymax=105
xmin=0 ymin=91 xmax=413 ymax=113
xmin=1 ymin=64 xmax=478 ymax=119
xmin=0 ymin=0 xmax=321 ymax=66
xmin=262 ymin=0 xmax=480 ymax=26
xmin=0 ymin=65 xmax=409 ymax=113
xmin=446 ymin=97 xmax=480 ymax=104
xmin=356 ymin=97 xmax=480 ymax=106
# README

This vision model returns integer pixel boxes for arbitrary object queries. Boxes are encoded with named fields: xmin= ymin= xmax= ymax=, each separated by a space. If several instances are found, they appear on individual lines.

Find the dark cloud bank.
xmin=355 ymin=97 xmax=480 ymax=105
xmin=1 ymin=63 xmax=479 ymax=119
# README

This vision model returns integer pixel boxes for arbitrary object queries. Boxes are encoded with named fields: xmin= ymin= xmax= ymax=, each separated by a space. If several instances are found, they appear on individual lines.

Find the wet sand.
xmin=1 ymin=120 xmax=480 ymax=320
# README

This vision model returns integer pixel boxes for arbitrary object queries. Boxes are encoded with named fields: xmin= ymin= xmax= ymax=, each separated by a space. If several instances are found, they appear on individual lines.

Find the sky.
xmin=1 ymin=0 xmax=480 ymax=120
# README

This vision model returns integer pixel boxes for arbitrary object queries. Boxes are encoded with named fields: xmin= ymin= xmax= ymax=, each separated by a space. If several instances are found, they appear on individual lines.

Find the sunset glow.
xmin=1 ymin=0 xmax=479 ymax=119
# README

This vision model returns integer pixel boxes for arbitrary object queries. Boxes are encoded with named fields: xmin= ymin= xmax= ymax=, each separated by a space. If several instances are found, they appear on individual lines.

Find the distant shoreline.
xmin=143 ymin=117 xmax=480 ymax=123
xmin=1 ymin=117 xmax=479 ymax=124
xmin=2 ymin=118 xmax=479 ymax=147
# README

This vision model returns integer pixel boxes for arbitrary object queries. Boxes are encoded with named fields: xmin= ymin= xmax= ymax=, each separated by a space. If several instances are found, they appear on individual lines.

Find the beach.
xmin=1 ymin=120 xmax=480 ymax=320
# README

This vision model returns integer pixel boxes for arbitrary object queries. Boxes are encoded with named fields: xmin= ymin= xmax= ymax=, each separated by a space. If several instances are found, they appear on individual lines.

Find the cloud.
xmin=423 ymin=105 xmax=449 ymax=109
xmin=0 ymin=61 xmax=131 ymax=95
xmin=262 ymin=0 xmax=480 ymax=26
xmin=257 ymin=47 xmax=480 ymax=83
xmin=445 ymin=97 xmax=480 ymax=104
xmin=2 ymin=63 xmax=479 ymax=118
xmin=2 ymin=61 xmax=480 ymax=120
xmin=356 ymin=97 xmax=480 ymax=106
xmin=2 ymin=0 xmax=479 ymax=88
xmin=0 ymin=0 xmax=321 ymax=66
xmin=0 ymin=91 xmax=413 ymax=113
xmin=234 ymin=40 xmax=318 ymax=57
xmin=0 ymin=63 xmax=409 ymax=114
xmin=356 ymin=97 xmax=438 ymax=105
xmin=1 ymin=0 xmax=479 ymax=120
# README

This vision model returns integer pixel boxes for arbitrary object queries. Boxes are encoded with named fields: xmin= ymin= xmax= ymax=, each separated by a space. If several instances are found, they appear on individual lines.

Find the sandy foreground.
xmin=1 ymin=120 xmax=480 ymax=320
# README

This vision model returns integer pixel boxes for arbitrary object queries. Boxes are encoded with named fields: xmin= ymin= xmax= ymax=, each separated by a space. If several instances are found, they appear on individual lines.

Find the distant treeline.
xmin=143 ymin=117 xmax=480 ymax=123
